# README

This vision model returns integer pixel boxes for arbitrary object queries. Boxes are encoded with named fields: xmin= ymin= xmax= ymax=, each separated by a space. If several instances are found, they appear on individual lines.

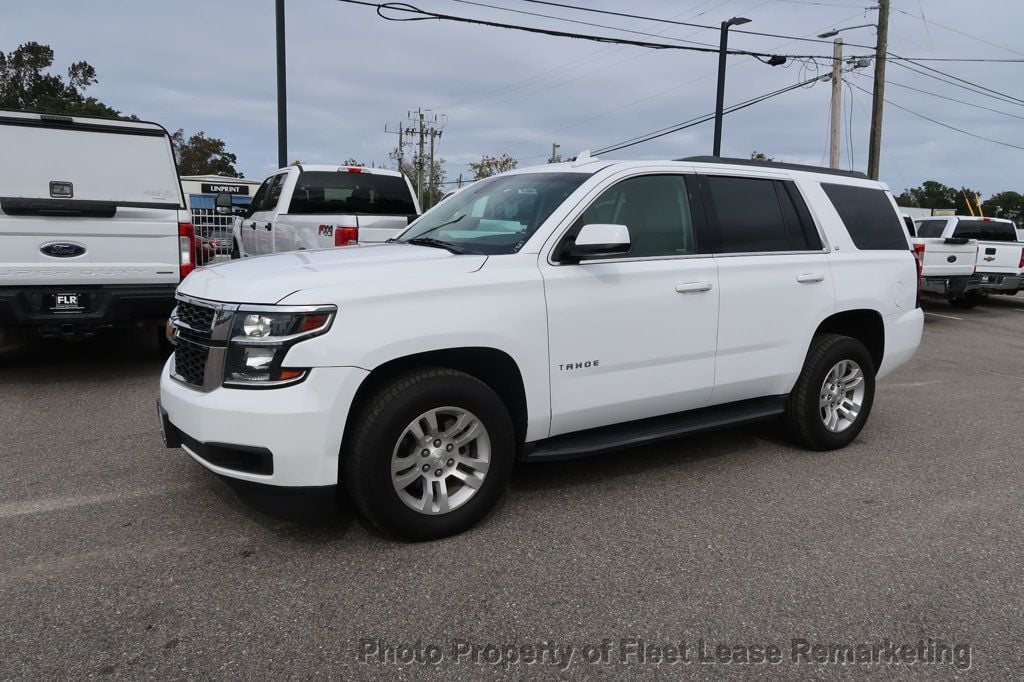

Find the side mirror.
xmin=214 ymin=192 xmax=233 ymax=215
xmin=568 ymin=223 xmax=631 ymax=260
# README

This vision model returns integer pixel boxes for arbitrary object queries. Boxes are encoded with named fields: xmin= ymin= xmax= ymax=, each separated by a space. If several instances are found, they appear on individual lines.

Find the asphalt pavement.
xmin=2 ymin=296 xmax=1024 ymax=678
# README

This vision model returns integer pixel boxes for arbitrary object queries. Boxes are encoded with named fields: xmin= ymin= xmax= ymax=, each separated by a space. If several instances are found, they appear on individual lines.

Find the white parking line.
xmin=924 ymin=312 xmax=963 ymax=321
xmin=0 ymin=485 xmax=189 ymax=520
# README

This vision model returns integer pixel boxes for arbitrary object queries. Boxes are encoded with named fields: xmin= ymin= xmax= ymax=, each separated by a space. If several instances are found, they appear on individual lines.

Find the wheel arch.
xmin=341 ymin=347 xmax=529 ymax=458
xmin=811 ymin=309 xmax=885 ymax=373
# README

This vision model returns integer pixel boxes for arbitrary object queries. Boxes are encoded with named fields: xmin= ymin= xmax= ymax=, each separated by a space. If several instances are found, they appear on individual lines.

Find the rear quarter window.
xmin=821 ymin=183 xmax=908 ymax=250
xmin=916 ymin=219 xmax=948 ymax=238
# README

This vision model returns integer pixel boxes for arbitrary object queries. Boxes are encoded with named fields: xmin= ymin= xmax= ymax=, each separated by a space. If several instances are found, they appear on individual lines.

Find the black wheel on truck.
xmin=785 ymin=334 xmax=876 ymax=451
xmin=342 ymin=368 xmax=515 ymax=540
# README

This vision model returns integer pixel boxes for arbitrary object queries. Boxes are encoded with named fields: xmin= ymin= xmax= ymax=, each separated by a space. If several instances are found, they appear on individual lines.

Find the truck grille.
xmin=173 ymin=336 xmax=209 ymax=387
xmin=175 ymin=299 xmax=216 ymax=335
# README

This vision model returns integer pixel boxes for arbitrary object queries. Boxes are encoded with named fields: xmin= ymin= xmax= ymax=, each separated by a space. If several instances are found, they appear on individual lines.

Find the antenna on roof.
xmin=572 ymin=150 xmax=598 ymax=167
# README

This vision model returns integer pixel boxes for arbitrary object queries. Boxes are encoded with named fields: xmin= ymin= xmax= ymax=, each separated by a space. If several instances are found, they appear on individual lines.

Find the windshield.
xmin=398 ymin=172 xmax=589 ymax=255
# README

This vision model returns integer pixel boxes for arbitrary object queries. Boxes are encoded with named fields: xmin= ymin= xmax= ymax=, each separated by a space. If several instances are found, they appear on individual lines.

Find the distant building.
xmin=180 ymin=174 xmax=265 ymax=248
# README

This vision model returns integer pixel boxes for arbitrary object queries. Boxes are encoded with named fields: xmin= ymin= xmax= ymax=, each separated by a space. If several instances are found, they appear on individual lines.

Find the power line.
xmin=334 ymin=1 xmax=861 ymax=61
xmin=892 ymin=7 xmax=1024 ymax=58
xmin=846 ymin=80 xmax=1024 ymax=152
xmin=593 ymin=75 xmax=824 ymax=155
xmin=516 ymin=0 xmax=879 ymax=50
xmin=884 ymin=79 xmax=1024 ymax=121
xmin=890 ymin=57 xmax=1024 ymax=108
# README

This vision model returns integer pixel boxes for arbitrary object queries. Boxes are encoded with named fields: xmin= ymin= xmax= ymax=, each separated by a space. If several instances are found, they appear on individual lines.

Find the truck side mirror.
xmin=214 ymin=192 xmax=233 ymax=215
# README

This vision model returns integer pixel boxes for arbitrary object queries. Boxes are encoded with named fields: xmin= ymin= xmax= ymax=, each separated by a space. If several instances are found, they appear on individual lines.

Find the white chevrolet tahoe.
xmin=229 ymin=164 xmax=419 ymax=258
xmin=159 ymin=155 xmax=923 ymax=539
xmin=0 ymin=110 xmax=194 ymax=341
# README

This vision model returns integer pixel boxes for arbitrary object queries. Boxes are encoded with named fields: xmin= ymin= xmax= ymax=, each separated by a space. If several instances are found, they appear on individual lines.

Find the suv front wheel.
xmin=785 ymin=334 xmax=876 ymax=450
xmin=342 ymin=368 xmax=515 ymax=540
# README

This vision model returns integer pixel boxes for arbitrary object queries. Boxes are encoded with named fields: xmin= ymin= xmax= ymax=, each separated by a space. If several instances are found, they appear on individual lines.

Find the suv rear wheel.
xmin=342 ymin=368 xmax=515 ymax=540
xmin=785 ymin=334 xmax=876 ymax=450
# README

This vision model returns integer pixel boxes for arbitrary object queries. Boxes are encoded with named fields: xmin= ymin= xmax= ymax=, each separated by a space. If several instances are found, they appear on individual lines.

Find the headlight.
xmin=223 ymin=305 xmax=336 ymax=388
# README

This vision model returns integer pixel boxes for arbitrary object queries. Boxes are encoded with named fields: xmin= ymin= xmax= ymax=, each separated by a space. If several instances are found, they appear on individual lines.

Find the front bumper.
xmin=159 ymin=357 xmax=369 ymax=487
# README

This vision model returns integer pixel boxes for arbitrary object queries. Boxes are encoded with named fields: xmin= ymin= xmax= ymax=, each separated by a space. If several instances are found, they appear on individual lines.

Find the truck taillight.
xmin=335 ymin=226 xmax=358 ymax=247
xmin=179 ymin=222 xmax=196 ymax=279
xmin=912 ymin=244 xmax=923 ymax=309
xmin=1019 ymin=248 xmax=1024 ymax=269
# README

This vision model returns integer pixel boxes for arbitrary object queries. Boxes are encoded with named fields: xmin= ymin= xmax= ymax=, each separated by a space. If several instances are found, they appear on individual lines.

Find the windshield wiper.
xmin=407 ymin=237 xmax=468 ymax=254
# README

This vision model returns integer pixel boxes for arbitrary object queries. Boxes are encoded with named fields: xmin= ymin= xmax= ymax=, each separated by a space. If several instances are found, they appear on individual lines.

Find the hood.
xmin=178 ymin=243 xmax=487 ymax=304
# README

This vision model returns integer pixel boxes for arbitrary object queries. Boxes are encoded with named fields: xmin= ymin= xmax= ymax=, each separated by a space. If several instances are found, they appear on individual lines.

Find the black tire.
xmin=948 ymin=291 xmax=981 ymax=309
xmin=342 ymin=368 xmax=515 ymax=540
xmin=231 ymin=239 xmax=240 ymax=259
xmin=785 ymin=334 xmax=876 ymax=450
xmin=155 ymin=324 xmax=173 ymax=357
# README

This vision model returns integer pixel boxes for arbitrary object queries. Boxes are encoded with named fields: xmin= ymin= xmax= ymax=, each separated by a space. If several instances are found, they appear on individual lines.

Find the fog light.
xmin=242 ymin=314 xmax=274 ymax=337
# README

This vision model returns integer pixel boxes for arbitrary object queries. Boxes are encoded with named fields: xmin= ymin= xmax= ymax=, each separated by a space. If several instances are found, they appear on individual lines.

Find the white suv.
xmin=159 ymin=155 xmax=923 ymax=539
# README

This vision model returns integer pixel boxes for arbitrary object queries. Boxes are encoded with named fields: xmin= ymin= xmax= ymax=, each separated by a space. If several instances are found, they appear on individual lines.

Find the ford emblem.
xmin=40 ymin=242 xmax=87 ymax=258
xmin=947 ymin=255 xmax=957 ymax=263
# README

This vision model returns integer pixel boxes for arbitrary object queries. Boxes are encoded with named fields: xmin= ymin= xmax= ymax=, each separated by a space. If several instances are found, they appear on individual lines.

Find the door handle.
xmin=264 ymin=223 xmax=272 ymax=231
xmin=796 ymin=273 xmax=824 ymax=283
xmin=675 ymin=281 xmax=713 ymax=293
xmin=249 ymin=222 xmax=256 ymax=229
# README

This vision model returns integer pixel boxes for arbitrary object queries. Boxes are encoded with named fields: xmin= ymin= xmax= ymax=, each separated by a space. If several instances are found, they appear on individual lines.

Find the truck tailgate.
xmin=917 ymin=239 xmax=977 ymax=278
xmin=975 ymin=241 xmax=1023 ymax=274
xmin=0 ymin=207 xmax=181 ymax=286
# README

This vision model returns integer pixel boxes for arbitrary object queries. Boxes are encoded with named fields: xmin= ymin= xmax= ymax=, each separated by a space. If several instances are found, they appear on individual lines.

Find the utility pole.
xmin=416 ymin=109 xmax=426 ymax=208
xmin=549 ymin=143 xmax=561 ymax=164
xmin=828 ymin=38 xmax=843 ymax=169
xmin=275 ymin=0 xmax=287 ymax=168
xmin=867 ymin=0 xmax=890 ymax=180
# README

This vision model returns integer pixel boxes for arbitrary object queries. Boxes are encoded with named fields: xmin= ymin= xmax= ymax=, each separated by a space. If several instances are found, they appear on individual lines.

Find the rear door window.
xmin=701 ymin=176 xmax=820 ymax=253
xmin=953 ymin=219 xmax=1017 ymax=242
xmin=916 ymin=219 xmax=948 ymax=238
xmin=821 ymin=183 xmax=908 ymax=250
xmin=288 ymin=171 xmax=416 ymax=216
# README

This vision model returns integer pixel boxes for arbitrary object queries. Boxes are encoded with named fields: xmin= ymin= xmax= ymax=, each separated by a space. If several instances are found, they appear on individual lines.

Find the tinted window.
xmin=953 ymin=219 xmax=1017 ymax=242
xmin=246 ymin=177 xmax=273 ymax=215
xmin=265 ymin=173 xmax=285 ymax=211
xmin=288 ymin=171 xmax=416 ymax=216
xmin=778 ymin=181 xmax=822 ymax=250
xmin=570 ymin=175 xmax=696 ymax=258
xmin=821 ymin=183 xmax=908 ymax=250
xmin=400 ymin=173 xmax=588 ymax=255
xmin=705 ymin=176 xmax=792 ymax=253
xmin=916 ymin=219 xmax=948 ymax=238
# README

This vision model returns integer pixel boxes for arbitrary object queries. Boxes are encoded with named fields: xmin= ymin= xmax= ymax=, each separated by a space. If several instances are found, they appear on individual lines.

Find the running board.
xmin=522 ymin=396 xmax=787 ymax=462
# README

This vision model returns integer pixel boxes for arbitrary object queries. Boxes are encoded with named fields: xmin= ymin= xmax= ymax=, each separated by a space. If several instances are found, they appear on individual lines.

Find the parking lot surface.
xmin=2 ymin=297 xmax=1024 ymax=678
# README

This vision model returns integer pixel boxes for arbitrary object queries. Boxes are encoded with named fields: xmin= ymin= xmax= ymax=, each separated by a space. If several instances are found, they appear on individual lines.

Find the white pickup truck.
xmin=0 ymin=110 xmax=193 ymax=342
xmin=914 ymin=216 xmax=1023 ymax=307
xmin=229 ymin=164 xmax=420 ymax=258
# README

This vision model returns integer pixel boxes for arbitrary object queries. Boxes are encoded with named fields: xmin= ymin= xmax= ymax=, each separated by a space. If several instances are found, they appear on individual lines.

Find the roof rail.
xmin=678 ymin=156 xmax=869 ymax=180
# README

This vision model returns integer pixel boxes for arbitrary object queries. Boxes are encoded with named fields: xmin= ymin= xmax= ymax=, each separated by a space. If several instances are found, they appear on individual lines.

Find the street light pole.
xmin=275 ymin=0 xmax=287 ymax=168
xmin=713 ymin=17 xmax=750 ymax=157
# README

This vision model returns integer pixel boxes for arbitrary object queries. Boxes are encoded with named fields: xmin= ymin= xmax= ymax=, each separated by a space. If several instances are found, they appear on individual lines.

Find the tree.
xmin=982 ymin=191 xmax=1024 ymax=222
xmin=750 ymin=151 xmax=774 ymax=161
xmin=172 ymin=129 xmax=243 ymax=178
xmin=0 ymin=41 xmax=121 ymax=117
xmin=399 ymin=154 xmax=446 ymax=209
xmin=895 ymin=180 xmax=982 ymax=215
xmin=342 ymin=157 xmax=364 ymax=167
xmin=469 ymin=153 xmax=517 ymax=180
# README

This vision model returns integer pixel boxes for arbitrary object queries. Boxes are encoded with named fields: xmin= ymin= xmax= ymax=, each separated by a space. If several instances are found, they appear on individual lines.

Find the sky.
xmin=3 ymin=0 xmax=1022 ymax=195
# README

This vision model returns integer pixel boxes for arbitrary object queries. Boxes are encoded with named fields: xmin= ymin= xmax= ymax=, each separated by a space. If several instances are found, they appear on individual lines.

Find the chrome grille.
xmin=175 ymin=299 xmax=216 ymax=335
xmin=173 ymin=336 xmax=209 ymax=387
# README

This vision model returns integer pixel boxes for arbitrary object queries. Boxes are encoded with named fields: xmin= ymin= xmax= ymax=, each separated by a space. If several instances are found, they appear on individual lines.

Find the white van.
xmin=0 ymin=110 xmax=194 ymax=341
xmin=229 ymin=164 xmax=419 ymax=258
